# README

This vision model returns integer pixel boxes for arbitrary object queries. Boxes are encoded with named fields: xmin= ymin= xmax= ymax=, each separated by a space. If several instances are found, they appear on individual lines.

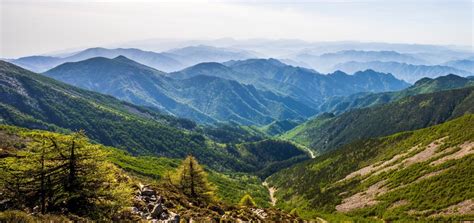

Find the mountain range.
xmin=44 ymin=56 xmax=409 ymax=125
xmin=333 ymin=61 xmax=473 ymax=83
xmin=0 ymin=60 xmax=309 ymax=173
xmin=443 ymin=59 xmax=474 ymax=72
xmin=7 ymin=45 xmax=257 ymax=73
xmin=2 ymin=41 xmax=474 ymax=222
xmin=291 ymin=50 xmax=428 ymax=73
xmin=318 ymin=74 xmax=474 ymax=115
xmin=281 ymin=85 xmax=474 ymax=154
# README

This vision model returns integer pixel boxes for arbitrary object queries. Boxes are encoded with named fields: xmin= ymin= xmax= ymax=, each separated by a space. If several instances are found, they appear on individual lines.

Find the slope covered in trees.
xmin=268 ymin=114 xmax=474 ymax=221
xmin=282 ymin=86 xmax=474 ymax=154
xmin=0 ymin=60 xmax=308 ymax=173
xmin=319 ymin=74 xmax=474 ymax=115
xmin=0 ymin=125 xmax=300 ymax=221
xmin=45 ymin=57 xmax=317 ymax=125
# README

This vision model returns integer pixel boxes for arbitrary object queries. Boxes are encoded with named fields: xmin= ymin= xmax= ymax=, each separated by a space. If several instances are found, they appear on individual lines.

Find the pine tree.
xmin=0 ymin=129 xmax=131 ymax=219
xmin=239 ymin=194 xmax=256 ymax=207
xmin=173 ymin=155 xmax=215 ymax=203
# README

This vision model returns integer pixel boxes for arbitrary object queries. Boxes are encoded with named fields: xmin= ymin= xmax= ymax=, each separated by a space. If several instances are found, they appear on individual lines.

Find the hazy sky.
xmin=1 ymin=0 xmax=472 ymax=58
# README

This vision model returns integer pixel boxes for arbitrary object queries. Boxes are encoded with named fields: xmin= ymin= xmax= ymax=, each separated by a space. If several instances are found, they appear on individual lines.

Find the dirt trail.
xmin=306 ymin=147 xmax=316 ymax=158
xmin=316 ymin=217 xmax=329 ymax=223
xmin=262 ymin=181 xmax=277 ymax=206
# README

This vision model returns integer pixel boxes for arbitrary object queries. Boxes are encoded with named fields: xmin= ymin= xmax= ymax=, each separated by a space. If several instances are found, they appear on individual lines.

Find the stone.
xmin=147 ymin=203 xmax=155 ymax=212
xmin=157 ymin=195 xmax=164 ymax=204
xmin=160 ymin=211 xmax=169 ymax=220
xmin=209 ymin=205 xmax=225 ymax=215
xmin=168 ymin=212 xmax=180 ymax=223
xmin=150 ymin=203 xmax=165 ymax=219
xmin=141 ymin=189 xmax=156 ymax=197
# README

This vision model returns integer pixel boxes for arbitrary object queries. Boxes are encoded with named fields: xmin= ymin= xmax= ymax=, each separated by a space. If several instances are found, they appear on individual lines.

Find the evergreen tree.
xmin=0 ymin=130 xmax=131 ymax=219
xmin=239 ymin=194 xmax=256 ymax=207
xmin=173 ymin=155 xmax=215 ymax=203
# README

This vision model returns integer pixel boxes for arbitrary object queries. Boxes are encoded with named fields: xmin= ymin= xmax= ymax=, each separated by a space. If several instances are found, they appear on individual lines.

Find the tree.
xmin=239 ymin=194 xmax=256 ymax=207
xmin=0 ymin=129 xmax=131 ymax=219
xmin=173 ymin=155 xmax=215 ymax=203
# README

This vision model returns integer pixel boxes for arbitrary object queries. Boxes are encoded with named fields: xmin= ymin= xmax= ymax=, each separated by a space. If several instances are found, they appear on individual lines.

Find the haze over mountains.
xmin=334 ymin=61 xmax=473 ymax=83
xmin=8 ymin=40 xmax=473 ymax=85
xmin=7 ymin=45 xmax=257 ymax=73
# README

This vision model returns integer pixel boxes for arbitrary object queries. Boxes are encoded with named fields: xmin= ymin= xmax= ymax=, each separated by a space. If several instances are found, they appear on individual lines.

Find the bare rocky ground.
xmin=117 ymin=183 xmax=302 ymax=222
xmin=335 ymin=139 xmax=473 ymax=215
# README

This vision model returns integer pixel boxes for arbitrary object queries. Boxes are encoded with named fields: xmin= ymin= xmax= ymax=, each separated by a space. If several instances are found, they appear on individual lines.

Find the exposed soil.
xmin=389 ymin=199 xmax=409 ymax=209
xmin=335 ymin=180 xmax=387 ymax=213
xmin=430 ymin=141 xmax=473 ymax=166
xmin=341 ymin=138 xmax=447 ymax=182
xmin=262 ymin=181 xmax=277 ymax=206
xmin=430 ymin=200 xmax=474 ymax=217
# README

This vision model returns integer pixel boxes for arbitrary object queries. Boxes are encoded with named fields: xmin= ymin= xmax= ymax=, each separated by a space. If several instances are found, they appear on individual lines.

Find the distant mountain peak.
xmin=113 ymin=55 xmax=130 ymax=60
xmin=329 ymin=70 xmax=348 ymax=76
xmin=224 ymin=58 xmax=286 ymax=68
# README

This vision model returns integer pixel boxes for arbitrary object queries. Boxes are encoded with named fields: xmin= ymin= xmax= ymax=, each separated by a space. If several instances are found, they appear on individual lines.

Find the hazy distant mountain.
xmin=443 ymin=59 xmax=474 ymax=72
xmin=45 ymin=56 xmax=315 ymax=125
xmin=64 ymin=47 xmax=184 ymax=71
xmin=165 ymin=45 xmax=257 ymax=66
xmin=6 ymin=56 xmax=63 ymax=73
xmin=292 ymin=50 xmax=427 ymax=72
xmin=9 ymin=47 xmax=183 ymax=72
xmin=116 ymin=38 xmax=473 ymax=60
xmin=333 ymin=61 xmax=473 ymax=83
xmin=8 ymin=45 xmax=258 ymax=73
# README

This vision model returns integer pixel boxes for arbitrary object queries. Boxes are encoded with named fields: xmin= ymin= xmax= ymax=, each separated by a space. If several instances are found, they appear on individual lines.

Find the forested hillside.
xmin=0 ymin=60 xmax=308 ymax=174
xmin=0 ymin=125 xmax=300 ymax=222
xmin=45 ymin=57 xmax=317 ymax=125
xmin=269 ymin=114 xmax=474 ymax=221
xmin=282 ymin=86 xmax=474 ymax=153
xmin=319 ymin=74 xmax=474 ymax=115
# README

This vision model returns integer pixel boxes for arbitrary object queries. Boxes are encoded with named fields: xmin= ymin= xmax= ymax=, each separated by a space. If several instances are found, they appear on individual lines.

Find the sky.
xmin=1 ymin=0 xmax=472 ymax=58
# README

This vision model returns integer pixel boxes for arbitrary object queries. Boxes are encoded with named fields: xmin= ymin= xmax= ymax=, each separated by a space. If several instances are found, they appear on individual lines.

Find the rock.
xmin=168 ymin=212 xmax=180 ymax=223
xmin=141 ymin=189 xmax=156 ymax=197
xmin=209 ymin=205 xmax=225 ymax=215
xmin=160 ymin=211 xmax=169 ymax=220
xmin=131 ymin=207 xmax=139 ymax=214
xmin=147 ymin=203 xmax=155 ymax=212
xmin=138 ymin=183 xmax=147 ymax=191
xmin=150 ymin=203 xmax=165 ymax=219
xmin=157 ymin=195 xmax=164 ymax=204
xmin=32 ymin=206 xmax=40 ymax=214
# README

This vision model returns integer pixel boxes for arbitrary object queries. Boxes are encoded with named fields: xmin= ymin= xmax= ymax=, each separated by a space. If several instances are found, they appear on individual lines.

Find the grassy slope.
xmin=268 ymin=114 xmax=474 ymax=221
